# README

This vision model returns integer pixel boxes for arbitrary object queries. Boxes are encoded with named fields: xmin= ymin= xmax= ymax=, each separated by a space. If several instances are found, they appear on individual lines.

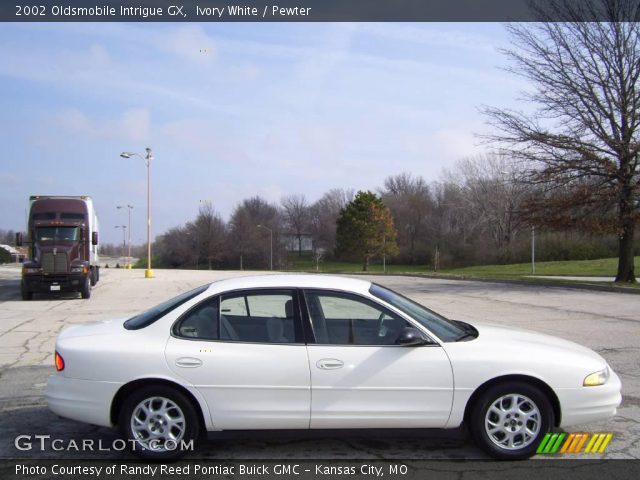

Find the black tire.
xmin=21 ymin=282 xmax=33 ymax=301
xmin=468 ymin=381 xmax=553 ymax=460
xmin=80 ymin=276 xmax=91 ymax=299
xmin=90 ymin=268 xmax=97 ymax=287
xmin=118 ymin=385 xmax=200 ymax=460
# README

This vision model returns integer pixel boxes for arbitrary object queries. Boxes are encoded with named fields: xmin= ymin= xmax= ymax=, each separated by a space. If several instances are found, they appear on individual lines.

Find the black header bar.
xmin=3 ymin=0 xmax=640 ymax=23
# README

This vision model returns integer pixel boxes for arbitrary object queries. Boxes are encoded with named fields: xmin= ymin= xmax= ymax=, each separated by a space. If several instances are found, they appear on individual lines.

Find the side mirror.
xmin=396 ymin=327 xmax=428 ymax=347
xmin=16 ymin=232 xmax=23 ymax=247
xmin=92 ymin=231 xmax=99 ymax=246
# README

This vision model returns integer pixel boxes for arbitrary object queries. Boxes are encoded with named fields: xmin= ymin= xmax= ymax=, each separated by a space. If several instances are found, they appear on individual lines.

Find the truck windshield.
xmin=35 ymin=227 xmax=79 ymax=242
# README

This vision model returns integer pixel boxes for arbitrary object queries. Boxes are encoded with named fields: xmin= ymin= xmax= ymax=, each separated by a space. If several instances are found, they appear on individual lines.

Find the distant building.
xmin=283 ymin=234 xmax=313 ymax=252
xmin=0 ymin=244 xmax=25 ymax=263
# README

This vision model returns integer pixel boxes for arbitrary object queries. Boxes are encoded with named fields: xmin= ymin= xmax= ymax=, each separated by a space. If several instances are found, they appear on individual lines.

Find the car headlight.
xmin=70 ymin=266 xmax=88 ymax=273
xmin=22 ymin=267 xmax=41 ymax=273
xmin=584 ymin=367 xmax=610 ymax=386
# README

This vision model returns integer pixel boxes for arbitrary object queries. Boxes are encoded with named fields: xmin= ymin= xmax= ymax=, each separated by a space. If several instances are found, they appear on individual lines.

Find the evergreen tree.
xmin=336 ymin=191 xmax=399 ymax=271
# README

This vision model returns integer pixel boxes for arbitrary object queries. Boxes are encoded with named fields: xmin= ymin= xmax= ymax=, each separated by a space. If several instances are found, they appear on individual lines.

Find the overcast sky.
xmin=0 ymin=22 xmax=524 ymax=245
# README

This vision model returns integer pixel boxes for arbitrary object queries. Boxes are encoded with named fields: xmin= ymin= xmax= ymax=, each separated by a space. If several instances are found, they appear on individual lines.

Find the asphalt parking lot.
xmin=0 ymin=265 xmax=638 ymax=460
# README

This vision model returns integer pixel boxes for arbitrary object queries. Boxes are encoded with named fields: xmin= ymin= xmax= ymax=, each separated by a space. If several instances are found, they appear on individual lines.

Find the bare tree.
xmin=193 ymin=200 xmax=226 ymax=270
xmin=430 ymin=181 xmax=479 ymax=266
xmin=281 ymin=194 xmax=310 ymax=257
xmin=0 ymin=229 xmax=16 ymax=246
xmin=483 ymin=0 xmax=640 ymax=282
xmin=380 ymin=173 xmax=433 ymax=263
xmin=227 ymin=197 xmax=283 ymax=269
xmin=155 ymin=226 xmax=192 ymax=268
xmin=309 ymin=188 xmax=354 ymax=255
xmin=449 ymin=155 xmax=530 ymax=252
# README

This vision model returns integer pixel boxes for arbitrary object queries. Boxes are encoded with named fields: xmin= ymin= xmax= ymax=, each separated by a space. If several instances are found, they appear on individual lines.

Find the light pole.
xmin=120 ymin=148 xmax=153 ymax=278
xmin=382 ymin=234 xmax=386 ymax=273
xmin=531 ymin=225 xmax=536 ymax=275
xmin=257 ymin=224 xmax=273 ymax=271
xmin=117 ymin=204 xmax=133 ymax=268
xmin=114 ymin=225 xmax=127 ymax=265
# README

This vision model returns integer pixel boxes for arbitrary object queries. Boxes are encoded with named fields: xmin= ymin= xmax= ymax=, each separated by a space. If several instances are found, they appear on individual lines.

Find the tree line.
xmin=147 ymin=154 xmax=626 ymax=272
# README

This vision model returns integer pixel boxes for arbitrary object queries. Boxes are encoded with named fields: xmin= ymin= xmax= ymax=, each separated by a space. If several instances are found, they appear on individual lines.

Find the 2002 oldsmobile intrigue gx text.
xmin=47 ymin=275 xmax=621 ymax=460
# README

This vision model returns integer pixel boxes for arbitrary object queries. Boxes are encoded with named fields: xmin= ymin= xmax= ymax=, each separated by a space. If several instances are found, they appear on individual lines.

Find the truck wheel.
xmin=81 ymin=277 xmax=91 ymax=299
xmin=90 ymin=268 xmax=97 ymax=287
xmin=21 ymin=283 xmax=33 ymax=301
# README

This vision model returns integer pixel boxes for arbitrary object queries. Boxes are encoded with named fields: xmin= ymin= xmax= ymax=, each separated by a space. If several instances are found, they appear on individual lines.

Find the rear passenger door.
xmin=165 ymin=289 xmax=311 ymax=430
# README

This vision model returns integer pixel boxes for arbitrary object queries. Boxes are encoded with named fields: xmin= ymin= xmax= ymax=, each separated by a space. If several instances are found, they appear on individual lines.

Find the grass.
xmin=439 ymin=257 xmax=631 ymax=278
xmin=285 ymin=253 xmax=639 ymax=286
xmin=284 ymin=255 xmax=432 ymax=274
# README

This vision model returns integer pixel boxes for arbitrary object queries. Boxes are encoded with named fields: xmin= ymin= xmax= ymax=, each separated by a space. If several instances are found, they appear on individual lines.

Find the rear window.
xmin=124 ymin=285 xmax=209 ymax=330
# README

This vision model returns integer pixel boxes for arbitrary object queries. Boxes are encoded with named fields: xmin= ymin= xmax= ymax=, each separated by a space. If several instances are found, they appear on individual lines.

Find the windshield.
xmin=35 ymin=227 xmax=79 ymax=242
xmin=124 ymin=285 xmax=210 ymax=330
xmin=369 ymin=283 xmax=467 ymax=342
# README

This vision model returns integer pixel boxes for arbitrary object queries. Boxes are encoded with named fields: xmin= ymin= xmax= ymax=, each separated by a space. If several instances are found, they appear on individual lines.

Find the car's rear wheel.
xmin=469 ymin=381 xmax=553 ymax=460
xmin=119 ymin=385 xmax=199 ymax=460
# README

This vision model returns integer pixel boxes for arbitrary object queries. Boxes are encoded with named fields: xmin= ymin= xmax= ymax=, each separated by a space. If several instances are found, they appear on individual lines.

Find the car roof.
xmin=205 ymin=273 xmax=373 ymax=295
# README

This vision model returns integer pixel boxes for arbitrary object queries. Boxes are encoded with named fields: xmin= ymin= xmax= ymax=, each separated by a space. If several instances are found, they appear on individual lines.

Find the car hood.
xmin=464 ymin=321 xmax=606 ymax=366
xmin=58 ymin=317 xmax=128 ymax=339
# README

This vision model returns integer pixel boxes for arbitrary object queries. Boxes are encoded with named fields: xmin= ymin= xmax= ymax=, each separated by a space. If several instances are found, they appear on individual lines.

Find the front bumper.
xmin=47 ymin=374 xmax=121 ymax=428
xmin=23 ymin=273 xmax=86 ymax=293
xmin=556 ymin=369 xmax=622 ymax=427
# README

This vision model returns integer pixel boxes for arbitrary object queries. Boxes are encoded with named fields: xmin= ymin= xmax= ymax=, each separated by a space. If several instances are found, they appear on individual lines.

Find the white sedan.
xmin=46 ymin=274 xmax=621 ymax=460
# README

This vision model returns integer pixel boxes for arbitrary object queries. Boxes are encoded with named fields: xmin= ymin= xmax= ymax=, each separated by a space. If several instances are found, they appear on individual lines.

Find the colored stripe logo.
xmin=537 ymin=433 xmax=613 ymax=454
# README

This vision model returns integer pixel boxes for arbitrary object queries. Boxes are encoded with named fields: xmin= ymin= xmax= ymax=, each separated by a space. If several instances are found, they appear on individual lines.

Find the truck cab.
xmin=18 ymin=196 xmax=100 ymax=300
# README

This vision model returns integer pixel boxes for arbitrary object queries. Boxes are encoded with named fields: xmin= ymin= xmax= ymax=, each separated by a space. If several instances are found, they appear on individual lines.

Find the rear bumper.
xmin=47 ymin=374 xmax=121 ymax=427
xmin=23 ymin=273 xmax=86 ymax=293
xmin=556 ymin=369 xmax=622 ymax=427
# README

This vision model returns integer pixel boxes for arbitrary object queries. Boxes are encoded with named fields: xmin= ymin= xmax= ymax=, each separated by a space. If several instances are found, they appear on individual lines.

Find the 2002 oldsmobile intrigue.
xmin=47 ymin=275 xmax=621 ymax=460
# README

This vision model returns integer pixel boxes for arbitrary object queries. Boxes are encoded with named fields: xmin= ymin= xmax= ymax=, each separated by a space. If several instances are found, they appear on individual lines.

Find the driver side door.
xmin=304 ymin=289 xmax=454 ymax=429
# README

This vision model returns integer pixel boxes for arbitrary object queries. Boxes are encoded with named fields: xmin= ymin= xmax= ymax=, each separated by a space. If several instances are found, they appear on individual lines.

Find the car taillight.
xmin=54 ymin=351 xmax=65 ymax=371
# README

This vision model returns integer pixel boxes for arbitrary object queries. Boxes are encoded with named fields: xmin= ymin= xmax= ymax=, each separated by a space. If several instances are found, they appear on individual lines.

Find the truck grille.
xmin=42 ymin=252 xmax=68 ymax=273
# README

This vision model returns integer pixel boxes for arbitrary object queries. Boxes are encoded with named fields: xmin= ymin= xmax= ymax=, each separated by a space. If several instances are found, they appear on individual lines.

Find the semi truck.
xmin=17 ymin=196 xmax=100 ymax=300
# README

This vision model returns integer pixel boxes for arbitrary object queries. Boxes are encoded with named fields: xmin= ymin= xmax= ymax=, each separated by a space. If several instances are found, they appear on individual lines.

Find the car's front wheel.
xmin=469 ymin=381 xmax=553 ymax=460
xmin=119 ymin=385 xmax=200 ymax=460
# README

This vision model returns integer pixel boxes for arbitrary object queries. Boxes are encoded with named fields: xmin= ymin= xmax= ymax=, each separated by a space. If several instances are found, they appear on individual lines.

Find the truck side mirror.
xmin=16 ymin=232 xmax=23 ymax=247
xmin=92 ymin=231 xmax=99 ymax=246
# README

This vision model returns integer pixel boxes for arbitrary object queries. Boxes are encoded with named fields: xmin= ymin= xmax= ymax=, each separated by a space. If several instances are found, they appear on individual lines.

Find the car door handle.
xmin=175 ymin=357 xmax=203 ymax=368
xmin=316 ymin=359 xmax=344 ymax=370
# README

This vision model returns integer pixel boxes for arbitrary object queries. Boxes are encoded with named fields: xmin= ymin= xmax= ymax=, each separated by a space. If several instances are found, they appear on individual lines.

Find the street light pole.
xmin=117 ymin=204 xmax=133 ymax=268
xmin=531 ymin=225 xmax=536 ymax=275
xmin=114 ymin=225 xmax=126 ymax=264
xmin=120 ymin=148 xmax=153 ymax=278
xmin=257 ymin=224 xmax=273 ymax=271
